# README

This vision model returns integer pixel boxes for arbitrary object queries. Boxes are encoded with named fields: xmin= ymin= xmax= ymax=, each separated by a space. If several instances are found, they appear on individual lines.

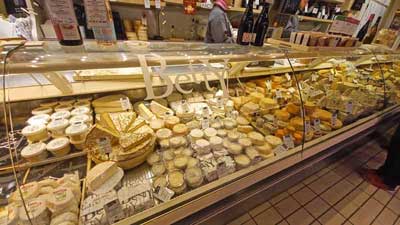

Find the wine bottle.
xmin=357 ymin=14 xmax=375 ymax=42
xmin=251 ymin=2 xmax=269 ymax=46
xmin=363 ymin=16 xmax=381 ymax=44
xmin=53 ymin=24 xmax=83 ymax=46
xmin=237 ymin=0 xmax=254 ymax=45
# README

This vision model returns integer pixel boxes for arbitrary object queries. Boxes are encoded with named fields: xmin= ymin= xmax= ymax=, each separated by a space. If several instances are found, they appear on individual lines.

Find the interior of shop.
xmin=0 ymin=0 xmax=400 ymax=225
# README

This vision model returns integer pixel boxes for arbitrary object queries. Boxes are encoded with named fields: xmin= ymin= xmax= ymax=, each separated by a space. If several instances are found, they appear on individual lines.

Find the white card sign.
xmin=45 ymin=0 xmax=78 ymax=25
xmin=83 ymin=0 xmax=110 ymax=28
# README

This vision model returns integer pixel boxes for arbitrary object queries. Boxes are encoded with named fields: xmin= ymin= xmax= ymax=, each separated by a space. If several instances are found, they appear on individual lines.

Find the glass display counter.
xmin=0 ymin=41 xmax=399 ymax=225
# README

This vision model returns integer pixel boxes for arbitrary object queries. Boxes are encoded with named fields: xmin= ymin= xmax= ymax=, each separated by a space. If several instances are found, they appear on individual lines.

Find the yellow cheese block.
xmin=93 ymin=94 xmax=127 ymax=108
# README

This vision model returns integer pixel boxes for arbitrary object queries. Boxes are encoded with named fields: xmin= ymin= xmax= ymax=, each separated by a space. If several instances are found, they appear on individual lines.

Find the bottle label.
xmin=242 ymin=32 xmax=253 ymax=43
xmin=59 ymin=24 xmax=81 ymax=41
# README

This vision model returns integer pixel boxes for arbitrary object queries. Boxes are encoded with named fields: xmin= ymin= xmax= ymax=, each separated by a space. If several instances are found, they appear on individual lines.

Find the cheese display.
xmin=21 ymin=142 xmax=48 ymax=162
xmin=46 ymin=137 xmax=71 ymax=157
xmin=6 ymin=173 xmax=81 ymax=225
xmin=86 ymin=111 xmax=156 ymax=169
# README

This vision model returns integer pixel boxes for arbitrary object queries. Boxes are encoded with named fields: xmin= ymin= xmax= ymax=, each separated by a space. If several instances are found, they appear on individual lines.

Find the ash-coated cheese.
xmin=200 ymin=158 xmax=218 ymax=182
xmin=216 ymin=156 xmax=236 ymax=178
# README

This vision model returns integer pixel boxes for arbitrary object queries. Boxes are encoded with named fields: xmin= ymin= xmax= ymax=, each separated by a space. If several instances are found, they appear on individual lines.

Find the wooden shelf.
xmin=298 ymin=15 xmax=334 ymax=23
xmin=110 ymin=0 xmax=166 ymax=7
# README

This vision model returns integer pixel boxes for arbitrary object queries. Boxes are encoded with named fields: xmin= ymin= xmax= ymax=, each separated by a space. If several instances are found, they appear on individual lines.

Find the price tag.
xmin=285 ymin=73 xmax=291 ymax=81
xmin=288 ymin=87 xmax=296 ymax=94
xmin=120 ymin=97 xmax=132 ymax=110
xmin=144 ymin=0 xmax=151 ymax=8
xmin=104 ymin=199 xmax=125 ymax=224
xmin=153 ymin=186 xmax=174 ymax=202
xmin=313 ymin=119 xmax=321 ymax=132
xmin=155 ymin=0 xmax=161 ymax=8
xmin=202 ymin=118 xmax=210 ymax=129
xmin=275 ymin=89 xmax=282 ymax=99
xmin=312 ymin=8 xmax=318 ymax=14
xmin=311 ymin=74 xmax=319 ymax=82
xmin=97 ymin=137 xmax=112 ymax=154
xmin=283 ymin=135 xmax=295 ymax=149
xmin=329 ymin=73 xmax=334 ymax=82
xmin=346 ymin=101 xmax=353 ymax=114
xmin=305 ymin=120 xmax=311 ymax=134
xmin=266 ymin=80 xmax=272 ymax=91
xmin=331 ymin=111 xmax=338 ymax=127
xmin=273 ymin=144 xmax=288 ymax=155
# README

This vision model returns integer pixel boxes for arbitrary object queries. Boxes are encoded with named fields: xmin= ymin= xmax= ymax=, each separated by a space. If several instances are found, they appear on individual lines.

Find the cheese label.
xmin=120 ymin=97 xmax=132 ymax=111
xmin=331 ymin=111 xmax=338 ymax=127
xmin=144 ymin=0 xmax=151 ymax=8
xmin=283 ymin=135 xmax=294 ymax=149
xmin=266 ymin=80 xmax=272 ymax=91
xmin=275 ymin=89 xmax=282 ymax=99
xmin=97 ymin=137 xmax=112 ymax=154
xmin=273 ymin=144 xmax=287 ymax=155
xmin=104 ymin=198 xmax=125 ymax=224
xmin=313 ymin=119 xmax=321 ymax=132
xmin=311 ymin=74 xmax=318 ymax=82
xmin=153 ymin=186 xmax=174 ymax=202
xmin=285 ymin=73 xmax=291 ymax=81
xmin=329 ymin=73 xmax=334 ymax=82
xmin=305 ymin=120 xmax=311 ymax=134
xmin=155 ymin=0 xmax=161 ymax=8
xmin=346 ymin=101 xmax=353 ymax=114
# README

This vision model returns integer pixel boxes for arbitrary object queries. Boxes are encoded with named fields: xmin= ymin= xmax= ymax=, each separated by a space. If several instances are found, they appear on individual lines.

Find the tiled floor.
xmin=227 ymin=139 xmax=400 ymax=225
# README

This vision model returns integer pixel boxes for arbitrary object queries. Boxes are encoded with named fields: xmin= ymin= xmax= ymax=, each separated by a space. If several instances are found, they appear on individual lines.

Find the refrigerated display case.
xmin=0 ymin=41 xmax=399 ymax=225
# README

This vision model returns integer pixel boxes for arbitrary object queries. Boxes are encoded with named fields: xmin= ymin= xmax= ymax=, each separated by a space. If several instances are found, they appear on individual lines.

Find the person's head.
xmin=214 ymin=0 xmax=228 ymax=11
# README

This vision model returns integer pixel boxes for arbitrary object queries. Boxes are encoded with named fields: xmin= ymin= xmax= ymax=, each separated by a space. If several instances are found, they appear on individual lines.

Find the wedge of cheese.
xmin=92 ymin=94 xmax=128 ymax=108
xmin=150 ymin=100 xmax=173 ymax=118
xmin=138 ymin=103 xmax=156 ymax=121
xmin=86 ymin=161 xmax=119 ymax=192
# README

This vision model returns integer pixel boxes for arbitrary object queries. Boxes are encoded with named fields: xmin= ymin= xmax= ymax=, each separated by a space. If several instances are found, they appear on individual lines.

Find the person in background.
xmin=205 ymin=0 xmax=234 ymax=43
xmin=362 ymin=127 xmax=400 ymax=191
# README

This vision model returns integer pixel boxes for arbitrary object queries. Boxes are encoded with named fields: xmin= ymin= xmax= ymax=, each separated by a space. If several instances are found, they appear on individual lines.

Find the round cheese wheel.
xmin=236 ymin=116 xmax=250 ymax=126
xmin=211 ymin=121 xmax=223 ymax=129
xmin=159 ymin=139 xmax=170 ymax=149
xmin=274 ymin=109 xmax=291 ymax=122
xmin=174 ymin=155 xmax=188 ymax=169
xmin=190 ymin=129 xmax=204 ymax=141
xmin=27 ymin=114 xmax=51 ymax=126
xmin=182 ymin=148 xmax=194 ymax=157
xmin=166 ymin=160 xmax=177 ymax=172
xmin=55 ymin=104 xmax=73 ymax=112
xmin=48 ymin=187 xmax=76 ymax=212
xmin=237 ymin=125 xmax=254 ymax=134
xmin=71 ymin=107 xmax=90 ymax=116
xmin=19 ymin=199 xmax=48 ymax=223
xmin=204 ymin=127 xmax=217 ymax=140
xmin=185 ymin=167 xmax=203 ymax=188
xmin=150 ymin=119 xmax=165 ymax=131
xmin=217 ymin=129 xmax=227 ymax=138
xmin=238 ymin=138 xmax=252 ymax=148
xmin=228 ymin=143 xmax=243 ymax=155
xmin=22 ymin=124 xmax=47 ymax=137
xmin=249 ymin=92 xmax=264 ymax=104
xmin=162 ymin=150 xmax=175 ymax=161
xmin=156 ymin=128 xmax=173 ymax=140
xmin=195 ymin=139 xmax=210 ymax=150
xmin=227 ymin=131 xmax=240 ymax=142
xmin=168 ymin=171 xmax=185 ymax=188
xmin=223 ymin=118 xmax=237 ymax=130
xmin=223 ymin=139 xmax=232 ymax=149
xmin=312 ymin=109 xmax=332 ymax=122
xmin=169 ymin=136 xmax=184 ymax=148
xmin=265 ymin=135 xmax=282 ymax=148
xmin=245 ymin=147 xmax=260 ymax=161
xmin=234 ymin=154 xmax=251 ymax=168
xmin=255 ymin=143 xmax=272 ymax=154
xmin=209 ymin=136 xmax=223 ymax=149
xmin=287 ymin=103 xmax=300 ymax=115
xmin=32 ymin=106 xmax=53 ymax=115
xmin=187 ymin=157 xmax=199 ymax=168
xmin=173 ymin=123 xmax=189 ymax=136
xmin=21 ymin=142 xmax=48 ymax=161
xmin=65 ymin=123 xmax=88 ymax=136
xmin=152 ymin=163 xmax=166 ymax=176
xmin=69 ymin=114 xmax=91 ymax=125
xmin=153 ymin=176 xmax=167 ymax=188
xmin=165 ymin=116 xmax=180 ymax=129
xmin=46 ymin=137 xmax=70 ymax=157
xmin=248 ymin=132 xmax=265 ymax=146
xmin=186 ymin=120 xmax=201 ymax=130
xmin=259 ymin=98 xmax=278 ymax=110
xmin=290 ymin=117 xmax=304 ymax=131
xmin=146 ymin=152 xmax=161 ymax=166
